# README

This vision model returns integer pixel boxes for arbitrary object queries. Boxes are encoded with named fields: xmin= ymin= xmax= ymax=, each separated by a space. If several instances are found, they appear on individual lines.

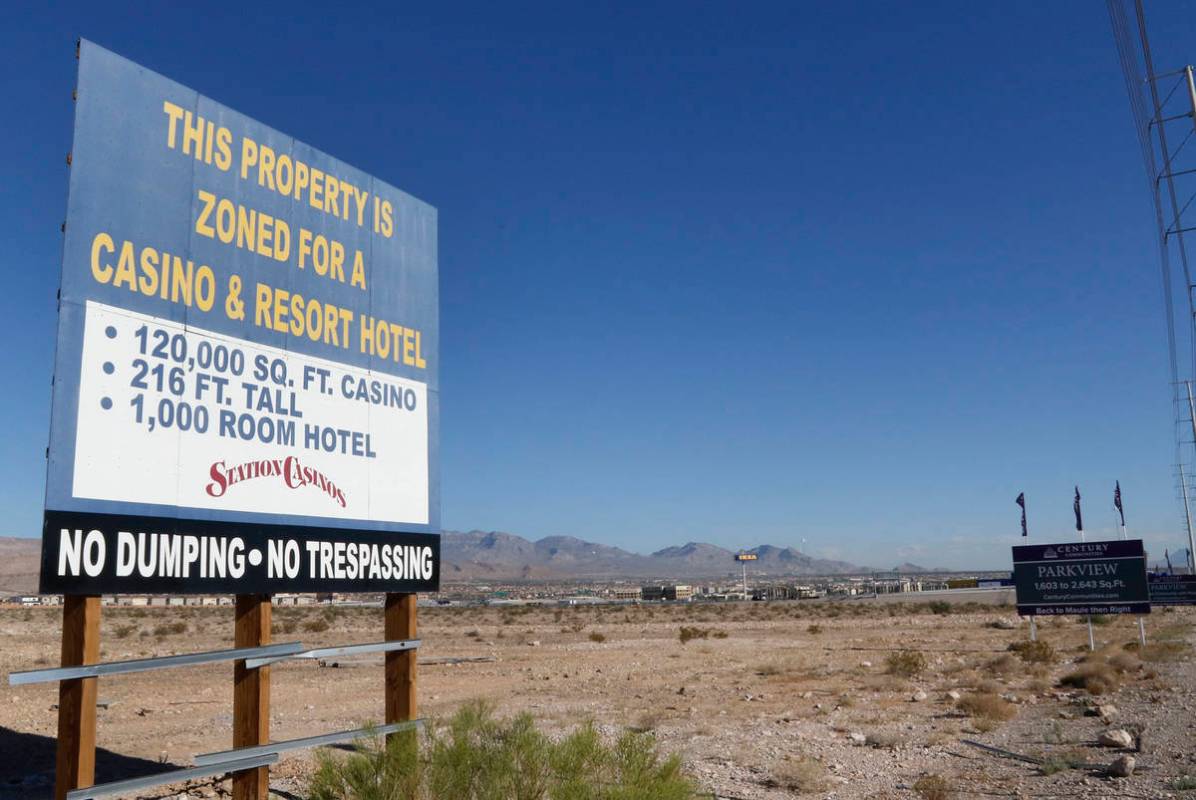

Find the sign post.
xmin=40 ymin=41 xmax=441 ymax=797
xmin=54 ymin=595 xmax=100 ymax=800
xmin=385 ymin=593 xmax=418 ymax=742
xmin=734 ymin=552 xmax=757 ymax=600
xmin=232 ymin=595 xmax=271 ymax=800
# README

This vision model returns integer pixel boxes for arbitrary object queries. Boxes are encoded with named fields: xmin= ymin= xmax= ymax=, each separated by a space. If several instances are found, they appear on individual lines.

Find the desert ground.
xmin=2 ymin=598 xmax=1194 ymax=799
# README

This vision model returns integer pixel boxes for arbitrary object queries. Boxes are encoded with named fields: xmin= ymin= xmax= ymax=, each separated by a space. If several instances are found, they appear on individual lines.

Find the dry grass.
xmin=1007 ymin=639 xmax=1056 ymax=664
xmin=1140 ymin=641 xmax=1188 ymax=662
xmin=982 ymin=654 xmax=1018 ymax=677
xmin=913 ymin=774 xmax=952 ymax=800
xmin=866 ymin=730 xmax=901 ymax=749
xmin=771 ymin=757 xmax=826 ymax=794
xmin=885 ymin=650 xmax=927 ymax=678
xmin=956 ymin=692 xmax=1016 ymax=723
xmin=1060 ymin=662 xmax=1119 ymax=695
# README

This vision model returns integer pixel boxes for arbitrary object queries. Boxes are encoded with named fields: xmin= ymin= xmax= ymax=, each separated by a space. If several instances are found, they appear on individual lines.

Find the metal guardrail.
xmin=65 ymin=754 xmax=278 ymax=800
xmin=193 ymin=719 xmax=425 ymax=766
xmin=243 ymin=638 xmax=420 ymax=669
xmin=8 ymin=642 xmax=304 ymax=686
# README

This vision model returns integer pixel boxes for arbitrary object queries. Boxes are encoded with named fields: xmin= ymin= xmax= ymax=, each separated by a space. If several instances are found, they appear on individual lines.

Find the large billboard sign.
xmin=40 ymin=41 xmax=439 ymax=594
xmin=1011 ymin=540 xmax=1149 ymax=616
xmin=1148 ymin=573 xmax=1196 ymax=606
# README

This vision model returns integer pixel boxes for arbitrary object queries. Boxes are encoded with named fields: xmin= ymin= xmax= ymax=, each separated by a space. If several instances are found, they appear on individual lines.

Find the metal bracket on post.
xmin=243 ymin=639 xmax=420 ymax=670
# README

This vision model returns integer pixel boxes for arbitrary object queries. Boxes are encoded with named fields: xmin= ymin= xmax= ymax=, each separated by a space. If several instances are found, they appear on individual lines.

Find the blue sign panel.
xmin=40 ymin=41 xmax=439 ymax=594
xmin=1148 ymin=573 xmax=1196 ymax=606
xmin=1011 ymin=540 xmax=1149 ymax=616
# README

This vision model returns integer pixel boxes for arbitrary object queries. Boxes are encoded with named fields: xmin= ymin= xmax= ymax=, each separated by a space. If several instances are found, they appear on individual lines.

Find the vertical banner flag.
xmin=1016 ymin=492 xmax=1027 ymax=537
xmin=39 ymin=42 xmax=441 ymax=595
xmin=1074 ymin=486 xmax=1083 ymax=532
xmin=1114 ymin=481 xmax=1125 ymax=527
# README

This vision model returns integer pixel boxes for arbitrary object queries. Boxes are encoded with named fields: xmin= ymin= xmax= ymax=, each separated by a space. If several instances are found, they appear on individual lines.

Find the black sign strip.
xmin=40 ymin=509 xmax=440 ymax=595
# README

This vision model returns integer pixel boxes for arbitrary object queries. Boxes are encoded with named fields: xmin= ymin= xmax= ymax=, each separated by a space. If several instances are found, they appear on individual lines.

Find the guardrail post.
xmin=55 ymin=595 xmax=100 ymax=800
xmin=233 ymin=594 xmax=271 ymax=800
xmin=385 ymin=594 xmax=417 ymax=743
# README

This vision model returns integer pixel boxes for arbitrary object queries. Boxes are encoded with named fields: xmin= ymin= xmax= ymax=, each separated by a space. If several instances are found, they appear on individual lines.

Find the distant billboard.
xmin=40 ymin=41 xmax=439 ymax=594
xmin=1011 ymin=540 xmax=1149 ymax=616
xmin=1148 ymin=574 xmax=1196 ymax=606
xmin=735 ymin=553 xmax=758 ymax=562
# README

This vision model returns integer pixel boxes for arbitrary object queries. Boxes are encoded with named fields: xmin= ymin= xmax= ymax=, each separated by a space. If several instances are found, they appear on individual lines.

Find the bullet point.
xmin=102 ymin=362 xmax=115 ymax=375
xmin=104 ymin=326 xmax=117 ymax=339
xmin=100 ymin=397 xmax=112 ymax=410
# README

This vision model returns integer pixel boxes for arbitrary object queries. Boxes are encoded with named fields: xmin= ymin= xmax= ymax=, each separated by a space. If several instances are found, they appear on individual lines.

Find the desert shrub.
xmin=273 ymin=619 xmax=299 ymax=635
xmin=928 ymin=601 xmax=952 ymax=616
xmin=1084 ymin=614 xmax=1112 ymax=626
xmin=913 ymin=774 xmax=952 ymax=800
xmin=771 ymin=756 xmax=825 ymax=793
xmin=1140 ymin=641 xmax=1188 ymax=662
xmin=1040 ymin=751 xmax=1088 ymax=775
xmin=308 ymin=702 xmax=699 ymax=800
xmin=711 ymin=629 xmax=728 ymax=639
xmin=304 ymin=618 xmax=331 ymax=633
xmin=807 ymin=624 xmax=822 ymax=635
xmin=1171 ymin=774 xmax=1196 ymax=790
xmin=956 ymin=692 xmax=1016 ymax=722
xmin=588 ymin=632 xmax=606 ymax=643
xmin=983 ymin=654 xmax=1018 ymax=677
xmin=885 ymin=650 xmax=927 ymax=678
xmin=1106 ymin=652 xmax=1139 ymax=674
xmin=678 ymin=626 xmax=709 ymax=644
xmin=152 ymin=621 xmax=187 ymax=637
xmin=113 ymin=624 xmax=137 ymax=639
xmin=865 ymin=730 xmax=900 ymax=750
xmin=1007 ymin=640 xmax=1056 ymax=664
xmin=1060 ymin=663 xmax=1119 ymax=695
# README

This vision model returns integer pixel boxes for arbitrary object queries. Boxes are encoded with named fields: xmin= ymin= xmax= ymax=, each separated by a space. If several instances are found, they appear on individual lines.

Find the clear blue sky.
xmin=2 ymin=1 xmax=1194 ymax=569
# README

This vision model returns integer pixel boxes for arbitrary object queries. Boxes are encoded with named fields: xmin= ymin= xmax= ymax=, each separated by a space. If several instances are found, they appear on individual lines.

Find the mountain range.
xmin=441 ymin=530 xmax=867 ymax=580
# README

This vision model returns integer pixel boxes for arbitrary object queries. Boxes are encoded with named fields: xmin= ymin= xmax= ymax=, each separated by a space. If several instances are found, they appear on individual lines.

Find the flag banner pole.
xmin=1017 ymin=491 xmax=1035 ymax=638
xmin=1116 ymin=482 xmax=1145 ymax=646
xmin=1076 ymin=487 xmax=1095 ymax=650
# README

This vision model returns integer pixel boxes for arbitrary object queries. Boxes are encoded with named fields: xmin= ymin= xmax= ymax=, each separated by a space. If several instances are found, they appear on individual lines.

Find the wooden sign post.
xmin=385 ymin=593 xmax=417 ymax=740
xmin=233 ymin=595 xmax=271 ymax=800
xmin=55 ymin=595 xmax=100 ymax=800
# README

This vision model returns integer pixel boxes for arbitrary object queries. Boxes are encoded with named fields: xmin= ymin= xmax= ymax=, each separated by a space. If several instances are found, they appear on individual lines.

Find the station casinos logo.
xmin=205 ymin=456 xmax=347 ymax=507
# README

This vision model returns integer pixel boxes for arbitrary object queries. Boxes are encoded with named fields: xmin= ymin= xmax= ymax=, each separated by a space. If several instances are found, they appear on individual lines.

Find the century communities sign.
xmin=1011 ymin=540 xmax=1149 ymax=616
xmin=39 ymin=41 xmax=440 ymax=595
xmin=1148 ymin=574 xmax=1196 ymax=606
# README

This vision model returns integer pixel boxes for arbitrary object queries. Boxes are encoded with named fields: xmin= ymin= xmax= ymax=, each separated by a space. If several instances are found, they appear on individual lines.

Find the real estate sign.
xmin=1147 ymin=573 xmax=1196 ymax=606
xmin=1011 ymin=540 xmax=1149 ymax=616
xmin=40 ymin=41 xmax=439 ymax=594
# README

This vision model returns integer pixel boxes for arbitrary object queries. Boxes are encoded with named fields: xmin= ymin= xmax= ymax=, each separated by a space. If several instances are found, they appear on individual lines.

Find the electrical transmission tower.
xmin=1108 ymin=0 xmax=1196 ymax=571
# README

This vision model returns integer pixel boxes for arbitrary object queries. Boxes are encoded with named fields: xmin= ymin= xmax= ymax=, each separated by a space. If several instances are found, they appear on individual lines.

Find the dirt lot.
xmin=2 ymin=599 xmax=1194 ymax=798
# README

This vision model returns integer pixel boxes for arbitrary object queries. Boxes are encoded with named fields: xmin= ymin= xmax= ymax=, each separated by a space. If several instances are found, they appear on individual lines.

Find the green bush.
xmin=308 ymin=701 xmax=700 ymax=800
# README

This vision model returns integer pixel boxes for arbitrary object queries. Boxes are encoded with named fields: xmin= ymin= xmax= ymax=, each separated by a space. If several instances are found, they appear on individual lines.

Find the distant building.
xmin=610 ymin=587 xmax=642 ymax=600
xmin=641 ymin=584 xmax=693 ymax=602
